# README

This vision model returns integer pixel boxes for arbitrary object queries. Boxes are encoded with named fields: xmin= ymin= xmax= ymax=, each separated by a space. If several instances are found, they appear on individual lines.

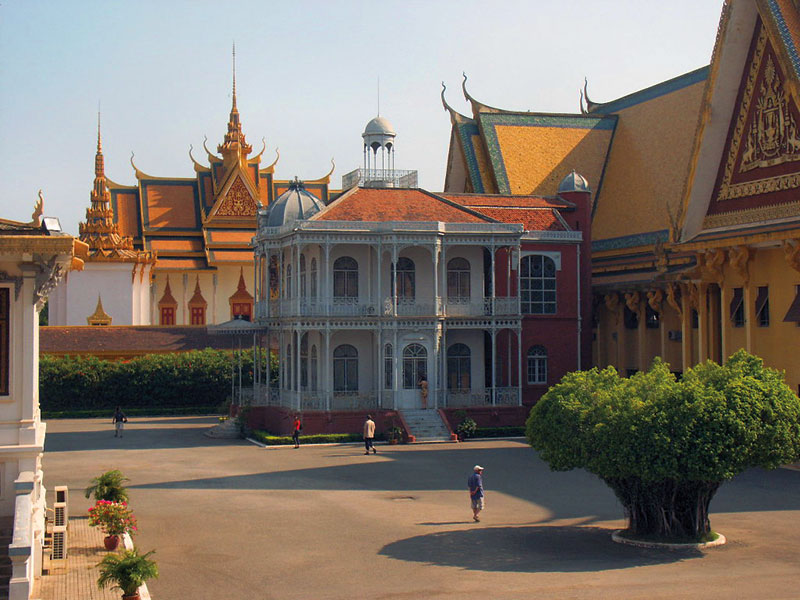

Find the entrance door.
xmin=399 ymin=343 xmax=427 ymax=409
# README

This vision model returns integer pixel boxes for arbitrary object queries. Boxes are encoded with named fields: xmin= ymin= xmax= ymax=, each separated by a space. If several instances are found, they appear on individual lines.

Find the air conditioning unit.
xmin=53 ymin=485 xmax=69 ymax=528
xmin=668 ymin=330 xmax=682 ymax=341
xmin=51 ymin=526 xmax=67 ymax=560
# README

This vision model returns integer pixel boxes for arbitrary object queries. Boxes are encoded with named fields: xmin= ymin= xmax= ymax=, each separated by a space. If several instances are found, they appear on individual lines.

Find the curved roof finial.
xmin=305 ymin=158 xmax=336 ymax=185
xmin=461 ymin=71 xmax=470 ymax=102
xmin=579 ymin=89 xmax=587 ymax=115
xmin=202 ymin=135 xmax=219 ymax=161
xmin=441 ymin=81 xmax=449 ymax=111
xmin=251 ymin=137 xmax=267 ymax=162
xmin=188 ymin=144 xmax=210 ymax=172
xmin=583 ymin=77 xmax=598 ymax=112
xmin=266 ymin=147 xmax=280 ymax=170
xmin=130 ymin=151 xmax=144 ymax=179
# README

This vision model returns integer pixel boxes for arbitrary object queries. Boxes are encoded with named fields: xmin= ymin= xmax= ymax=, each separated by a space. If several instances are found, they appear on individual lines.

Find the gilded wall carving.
xmin=217 ymin=177 xmax=258 ymax=217
xmin=717 ymin=28 xmax=800 ymax=202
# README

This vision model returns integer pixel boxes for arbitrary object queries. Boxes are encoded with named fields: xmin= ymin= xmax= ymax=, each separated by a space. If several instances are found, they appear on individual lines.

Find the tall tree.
xmin=527 ymin=351 xmax=800 ymax=540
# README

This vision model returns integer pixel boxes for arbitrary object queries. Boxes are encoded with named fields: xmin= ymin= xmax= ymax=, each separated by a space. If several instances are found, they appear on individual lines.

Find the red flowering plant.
xmin=88 ymin=500 xmax=138 ymax=537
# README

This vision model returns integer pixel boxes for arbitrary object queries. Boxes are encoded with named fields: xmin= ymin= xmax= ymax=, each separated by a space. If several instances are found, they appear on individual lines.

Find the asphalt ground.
xmin=42 ymin=417 xmax=800 ymax=599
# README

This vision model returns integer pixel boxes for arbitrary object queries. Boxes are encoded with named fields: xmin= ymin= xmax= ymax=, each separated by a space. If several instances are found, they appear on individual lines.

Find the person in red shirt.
xmin=292 ymin=415 xmax=302 ymax=448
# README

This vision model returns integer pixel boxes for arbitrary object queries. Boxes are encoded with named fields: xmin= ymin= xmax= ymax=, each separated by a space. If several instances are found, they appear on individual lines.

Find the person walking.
xmin=292 ymin=415 xmax=302 ymax=448
xmin=112 ymin=406 xmax=127 ymax=438
xmin=363 ymin=415 xmax=377 ymax=455
xmin=468 ymin=465 xmax=485 ymax=522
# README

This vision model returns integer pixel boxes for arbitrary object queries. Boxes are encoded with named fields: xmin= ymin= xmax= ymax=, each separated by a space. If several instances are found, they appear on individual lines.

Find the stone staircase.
xmin=401 ymin=410 xmax=453 ymax=443
xmin=0 ymin=517 xmax=13 ymax=600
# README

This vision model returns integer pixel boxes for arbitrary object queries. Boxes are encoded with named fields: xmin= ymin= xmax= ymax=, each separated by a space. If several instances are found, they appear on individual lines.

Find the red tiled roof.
xmin=468 ymin=207 xmax=565 ymax=231
xmin=442 ymin=193 xmax=572 ymax=209
xmin=313 ymin=188 xmax=492 ymax=223
xmin=40 ymin=326 xmax=234 ymax=357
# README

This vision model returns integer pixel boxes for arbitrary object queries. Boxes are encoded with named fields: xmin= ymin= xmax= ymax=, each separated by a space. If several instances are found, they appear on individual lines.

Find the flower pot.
xmin=122 ymin=594 xmax=140 ymax=600
xmin=104 ymin=535 xmax=120 ymax=551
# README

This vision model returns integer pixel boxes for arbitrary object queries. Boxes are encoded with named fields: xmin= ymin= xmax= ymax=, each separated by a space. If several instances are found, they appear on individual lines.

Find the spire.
xmin=78 ymin=112 xmax=152 ymax=263
xmin=218 ymin=42 xmax=252 ymax=162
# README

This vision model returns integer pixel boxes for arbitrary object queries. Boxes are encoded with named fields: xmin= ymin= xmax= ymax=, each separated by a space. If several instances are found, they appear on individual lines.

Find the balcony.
xmin=258 ymin=296 xmax=520 ymax=319
xmin=252 ymin=387 xmax=520 ymax=410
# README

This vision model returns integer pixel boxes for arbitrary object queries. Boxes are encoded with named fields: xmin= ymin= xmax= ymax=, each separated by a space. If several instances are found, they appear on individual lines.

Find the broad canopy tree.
xmin=526 ymin=350 xmax=800 ymax=541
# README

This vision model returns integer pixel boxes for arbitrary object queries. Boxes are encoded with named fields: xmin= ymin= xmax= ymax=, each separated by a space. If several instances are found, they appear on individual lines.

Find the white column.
xmin=324 ymin=242 xmax=331 ymax=316
xmin=324 ymin=328 xmax=331 ymax=411
xmin=433 ymin=243 xmax=439 ymax=314
xmin=491 ymin=327 xmax=497 ymax=406
xmin=392 ymin=244 xmax=398 ymax=315
xmin=490 ymin=246 xmax=496 ymax=315
xmin=392 ymin=328 xmax=398 ymax=410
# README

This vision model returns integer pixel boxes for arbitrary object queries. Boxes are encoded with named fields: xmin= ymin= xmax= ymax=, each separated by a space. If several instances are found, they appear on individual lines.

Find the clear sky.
xmin=0 ymin=1 xmax=723 ymax=235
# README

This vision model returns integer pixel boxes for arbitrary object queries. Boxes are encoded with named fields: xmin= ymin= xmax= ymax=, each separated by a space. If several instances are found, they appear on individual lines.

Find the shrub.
xmin=85 ymin=470 xmax=129 ymax=503
xmin=40 ymin=349 xmax=274 ymax=413
xmin=97 ymin=548 xmax=158 ymax=597
xmin=88 ymin=500 xmax=137 ymax=536
xmin=474 ymin=426 xmax=526 ymax=438
xmin=251 ymin=431 xmax=367 ymax=445
xmin=456 ymin=417 xmax=477 ymax=439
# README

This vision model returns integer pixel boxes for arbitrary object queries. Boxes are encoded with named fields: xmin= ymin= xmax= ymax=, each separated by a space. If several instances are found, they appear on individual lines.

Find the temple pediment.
xmin=205 ymin=170 xmax=260 ymax=225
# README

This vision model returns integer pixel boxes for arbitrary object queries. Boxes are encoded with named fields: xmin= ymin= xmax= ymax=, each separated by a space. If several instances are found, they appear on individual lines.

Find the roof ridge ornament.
xmin=583 ymin=77 xmax=598 ymax=112
xmin=203 ymin=135 xmax=219 ymax=161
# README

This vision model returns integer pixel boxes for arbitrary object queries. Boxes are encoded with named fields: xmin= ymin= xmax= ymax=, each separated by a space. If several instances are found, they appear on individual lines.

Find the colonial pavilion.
xmin=248 ymin=110 xmax=592 ymax=433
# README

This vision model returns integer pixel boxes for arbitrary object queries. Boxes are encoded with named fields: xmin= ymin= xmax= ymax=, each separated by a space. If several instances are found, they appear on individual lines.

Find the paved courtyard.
xmin=41 ymin=416 xmax=800 ymax=599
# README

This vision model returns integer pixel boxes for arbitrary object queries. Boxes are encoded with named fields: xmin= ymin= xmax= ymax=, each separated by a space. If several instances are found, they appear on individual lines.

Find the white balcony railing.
xmin=254 ymin=387 xmax=521 ymax=410
xmin=258 ymin=296 xmax=520 ymax=319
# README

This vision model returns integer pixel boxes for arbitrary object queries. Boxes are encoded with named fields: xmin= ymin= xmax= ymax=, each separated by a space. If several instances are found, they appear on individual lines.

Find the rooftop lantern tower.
xmin=362 ymin=115 xmax=397 ymax=188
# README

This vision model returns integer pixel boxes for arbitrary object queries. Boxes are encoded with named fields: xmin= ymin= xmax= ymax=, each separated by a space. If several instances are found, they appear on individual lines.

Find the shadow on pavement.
xmin=379 ymin=525 xmax=702 ymax=573
xmin=128 ymin=444 xmax=800 ymax=520
xmin=43 ymin=426 xmax=248 ymax=452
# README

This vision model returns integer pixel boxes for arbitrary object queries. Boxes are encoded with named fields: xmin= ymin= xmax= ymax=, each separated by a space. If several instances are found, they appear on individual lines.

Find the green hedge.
xmin=39 ymin=349 xmax=276 ymax=413
xmin=42 ymin=406 xmax=220 ymax=419
xmin=251 ymin=431 xmax=384 ymax=445
xmin=473 ymin=427 xmax=526 ymax=438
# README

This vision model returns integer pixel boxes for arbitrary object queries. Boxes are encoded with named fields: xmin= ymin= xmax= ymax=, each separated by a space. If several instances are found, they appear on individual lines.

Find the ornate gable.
xmin=706 ymin=19 xmax=800 ymax=228
xmin=205 ymin=171 xmax=260 ymax=224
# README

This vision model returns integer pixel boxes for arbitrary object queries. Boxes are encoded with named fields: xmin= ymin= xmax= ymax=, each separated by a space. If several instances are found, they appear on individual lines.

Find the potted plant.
xmin=456 ymin=416 xmax=477 ymax=441
xmin=387 ymin=426 xmax=403 ymax=444
xmin=85 ymin=470 xmax=130 ymax=503
xmin=97 ymin=547 xmax=158 ymax=600
xmin=88 ymin=500 xmax=137 ymax=551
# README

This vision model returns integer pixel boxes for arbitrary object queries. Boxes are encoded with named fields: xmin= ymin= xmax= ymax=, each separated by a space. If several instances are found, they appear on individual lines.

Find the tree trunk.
xmin=603 ymin=477 xmax=720 ymax=540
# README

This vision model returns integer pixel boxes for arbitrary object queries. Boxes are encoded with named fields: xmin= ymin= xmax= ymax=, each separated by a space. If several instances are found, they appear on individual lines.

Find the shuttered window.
xmin=730 ymin=288 xmax=744 ymax=327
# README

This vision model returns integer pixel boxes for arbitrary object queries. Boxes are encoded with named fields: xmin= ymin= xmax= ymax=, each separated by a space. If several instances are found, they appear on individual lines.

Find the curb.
xmin=611 ymin=530 xmax=726 ymax=549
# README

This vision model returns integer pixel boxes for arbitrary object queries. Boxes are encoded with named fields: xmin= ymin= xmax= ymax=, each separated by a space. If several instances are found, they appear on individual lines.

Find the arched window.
xmin=447 ymin=257 xmax=471 ymax=301
xmin=310 ymin=258 xmax=318 ymax=298
xmin=384 ymin=343 xmax=393 ymax=389
xmin=402 ymin=343 xmax=427 ymax=389
xmin=527 ymin=345 xmax=547 ymax=384
xmin=333 ymin=344 xmax=358 ymax=392
xmin=395 ymin=257 xmax=415 ymax=300
xmin=521 ymin=255 xmax=556 ymax=314
xmin=447 ymin=343 xmax=471 ymax=390
xmin=333 ymin=257 xmax=358 ymax=300
xmin=310 ymin=345 xmax=318 ymax=391
xmin=300 ymin=334 xmax=309 ymax=390
xmin=300 ymin=254 xmax=307 ymax=299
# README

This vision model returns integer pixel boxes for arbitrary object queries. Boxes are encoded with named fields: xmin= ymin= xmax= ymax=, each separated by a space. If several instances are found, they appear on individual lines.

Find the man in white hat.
xmin=468 ymin=465 xmax=485 ymax=522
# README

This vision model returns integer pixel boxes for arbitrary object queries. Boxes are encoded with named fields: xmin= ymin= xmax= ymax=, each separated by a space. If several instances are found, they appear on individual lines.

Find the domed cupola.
xmin=363 ymin=116 xmax=396 ymax=149
xmin=263 ymin=178 xmax=324 ymax=227
xmin=557 ymin=170 xmax=590 ymax=194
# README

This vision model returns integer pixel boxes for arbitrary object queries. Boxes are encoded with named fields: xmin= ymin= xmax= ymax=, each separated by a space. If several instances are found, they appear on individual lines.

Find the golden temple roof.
xmin=87 ymin=295 xmax=112 ymax=326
